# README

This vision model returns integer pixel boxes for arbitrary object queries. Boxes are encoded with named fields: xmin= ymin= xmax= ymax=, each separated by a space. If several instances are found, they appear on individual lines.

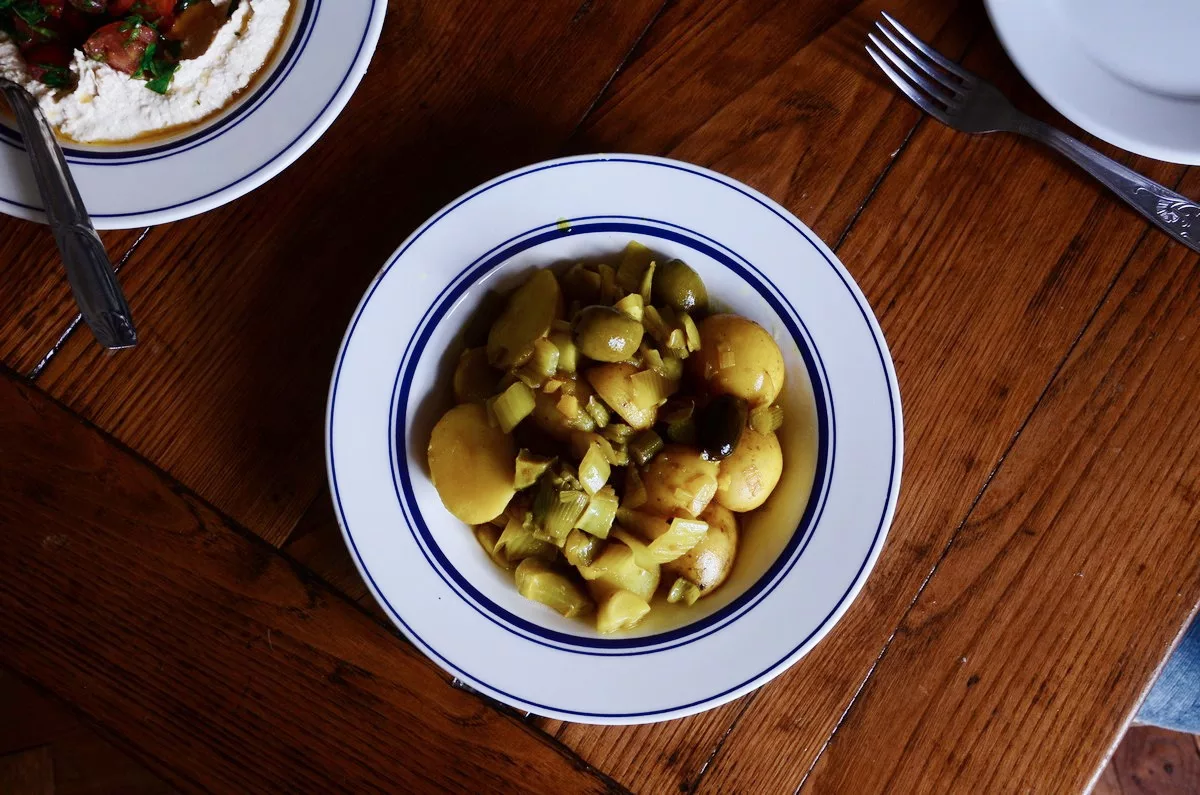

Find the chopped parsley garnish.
xmin=38 ymin=64 xmax=74 ymax=89
xmin=131 ymin=39 xmax=179 ymax=94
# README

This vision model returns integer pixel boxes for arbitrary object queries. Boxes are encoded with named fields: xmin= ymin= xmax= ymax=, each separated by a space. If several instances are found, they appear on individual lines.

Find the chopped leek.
xmin=474 ymin=524 xmax=503 ymax=562
xmin=642 ymin=305 xmax=673 ymax=345
xmin=578 ymin=442 xmax=611 ymax=495
xmin=628 ymin=429 xmax=664 ymax=466
xmin=545 ymin=490 xmax=589 ymax=542
xmin=596 ymin=589 xmax=651 ymax=634
xmin=666 ymin=328 xmax=690 ymax=360
xmin=563 ymin=528 xmax=601 ymax=567
xmin=646 ymin=517 xmax=708 ymax=564
xmin=577 ymin=541 xmax=659 ymax=601
xmin=549 ymin=330 xmax=579 ymax=374
xmin=543 ymin=377 xmax=565 ymax=393
xmin=598 ymin=263 xmax=622 ymax=303
xmin=607 ymin=530 xmax=661 ymax=578
xmin=529 ymin=337 xmax=560 ymax=377
xmin=629 ymin=368 xmax=677 ymax=410
xmin=617 ymin=241 xmax=655 ymax=293
xmin=614 ymin=293 xmax=645 ymax=322
xmin=601 ymin=422 xmax=635 ymax=445
xmin=562 ymin=263 xmax=601 ymax=301
xmin=667 ymin=577 xmax=702 ymax=606
xmin=750 ymin=403 xmax=785 ymax=434
xmin=614 ymin=509 xmax=670 ymax=543
xmin=575 ymin=485 xmax=618 ymax=538
xmin=556 ymin=393 xmax=580 ymax=419
xmin=514 ymin=558 xmax=593 ymax=618
xmin=514 ymin=449 xmax=554 ymax=489
xmin=681 ymin=312 xmax=702 ymax=352
xmin=639 ymin=260 xmax=656 ymax=304
xmin=584 ymin=395 xmax=611 ymax=428
xmin=494 ymin=516 xmax=556 ymax=564
xmin=489 ymin=381 xmax=536 ymax=433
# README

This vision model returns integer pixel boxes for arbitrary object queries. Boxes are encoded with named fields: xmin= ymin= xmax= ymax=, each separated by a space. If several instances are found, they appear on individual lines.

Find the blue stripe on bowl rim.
xmin=0 ymin=0 xmax=319 ymax=164
xmin=0 ymin=0 xmax=380 ymax=219
xmin=388 ymin=216 xmax=834 ymax=655
xmin=327 ymin=155 xmax=901 ymax=718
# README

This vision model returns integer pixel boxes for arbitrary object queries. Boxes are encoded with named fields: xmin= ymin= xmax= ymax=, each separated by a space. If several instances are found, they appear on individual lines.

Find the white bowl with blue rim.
xmin=0 ymin=0 xmax=386 ymax=229
xmin=326 ymin=154 xmax=903 ymax=724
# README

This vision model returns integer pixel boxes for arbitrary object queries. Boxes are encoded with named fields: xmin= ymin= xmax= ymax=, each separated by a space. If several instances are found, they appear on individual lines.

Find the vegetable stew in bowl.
xmin=427 ymin=242 xmax=799 ymax=634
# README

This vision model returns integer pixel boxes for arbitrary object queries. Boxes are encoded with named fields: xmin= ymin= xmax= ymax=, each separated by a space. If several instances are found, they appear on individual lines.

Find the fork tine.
xmin=865 ymin=43 xmax=948 ymax=122
xmin=874 ymin=22 xmax=962 ymax=96
xmin=867 ymin=33 xmax=956 ymax=108
xmin=880 ymin=11 xmax=970 ymax=81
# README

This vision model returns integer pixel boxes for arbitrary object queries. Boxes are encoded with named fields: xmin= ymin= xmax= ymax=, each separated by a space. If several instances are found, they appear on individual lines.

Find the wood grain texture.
xmin=32 ymin=0 xmax=668 ymax=546
xmin=0 ymin=369 xmax=619 ymax=794
xmin=0 ymin=669 xmax=175 ymax=795
xmin=1095 ymin=728 xmax=1200 ymax=795
xmin=800 ymin=169 xmax=1200 ymax=793
xmin=548 ymin=1 xmax=974 ymax=790
xmin=0 ymin=747 xmax=54 ymax=795
xmin=695 ymin=31 xmax=1191 ymax=795
xmin=0 ymin=220 xmax=145 ymax=376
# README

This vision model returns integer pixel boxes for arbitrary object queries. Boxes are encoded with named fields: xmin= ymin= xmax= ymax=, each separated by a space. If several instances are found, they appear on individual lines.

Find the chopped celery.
xmin=514 ymin=558 xmax=593 ymax=618
xmin=647 ymin=517 xmax=708 ymax=564
xmin=610 ymin=528 xmax=661 ymax=572
xmin=543 ymin=377 xmax=565 ymax=393
xmin=629 ymin=369 xmax=677 ymax=410
xmin=639 ymin=260 xmax=656 ymax=304
xmin=622 ymin=465 xmax=648 ymax=509
xmin=667 ymin=577 xmax=702 ymax=606
xmin=563 ymin=528 xmax=601 ymax=567
xmin=596 ymin=589 xmax=651 ymax=634
xmin=628 ymin=429 xmax=664 ymax=466
xmin=513 ymin=366 xmax=543 ymax=389
xmin=577 ymin=541 xmax=659 ymax=601
xmin=529 ymin=337 xmax=560 ymax=377
xmin=549 ymin=330 xmax=579 ymax=374
xmin=489 ymin=381 xmax=536 ymax=433
xmin=681 ymin=312 xmax=702 ymax=352
xmin=617 ymin=241 xmax=655 ymax=293
xmin=514 ymin=449 xmax=554 ymax=489
xmin=598 ymin=263 xmax=622 ymax=303
xmin=750 ymin=403 xmax=785 ymax=434
xmin=544 ymin=490 xmax=589 ymax=542
xmin=494 ymin=516 xmax=556 ymax=564
xmin=666 ymin=328 xmax=690 ymax=360
xmin=614 ymin=293 xmax=645 ymax=322
xmin=584 ymin=395 xmax=611 ymax=428
xmin=642 ymin=305 xmax=672 ymax=345
xmin=575 ymin=485 xmax=618 ymax=538
xmin=578 ymin=442 xmax=611 ymax=495
xmin=474 ymin=524 xmax=504 ymax=564
xmin=615 ymin=507 xmax=671 ymax=541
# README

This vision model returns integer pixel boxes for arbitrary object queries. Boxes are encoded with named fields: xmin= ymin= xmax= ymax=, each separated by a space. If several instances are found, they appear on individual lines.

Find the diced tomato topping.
xmin=82 ymin=19 xmax=157 ymax=74
xmin=38 ymin=0 xmax=66 ymax=18
xmin=67 ymin=0 xmax=108 ymax=14
xmin=22 ymin=42 xmax=73 ymax=85
xmin=107 ymin=0 xmax=174 ymax=28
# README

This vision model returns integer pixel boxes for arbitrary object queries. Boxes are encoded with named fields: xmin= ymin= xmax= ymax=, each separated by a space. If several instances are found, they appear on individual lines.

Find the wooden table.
xmin=3 ymin=1 xmax=1199 ymax=792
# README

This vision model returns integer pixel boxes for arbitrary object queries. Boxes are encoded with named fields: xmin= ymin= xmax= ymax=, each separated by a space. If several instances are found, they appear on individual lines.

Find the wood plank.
xmin=0 ymin=747 xmax=54 ymax=795
xmin=0 ymin=369 xmax=620 ymax=794
xmin=694 ymin=30 xmax=1192 ymax=795
xmin=0 ymin=669 xmax=174 ymax=795
xmin=547 ymin=1 xmax=978 ymax=790
xmin=32 ymin=0 xmax=668 ymax=547
xmin=0 ymin=220 xmax=145 ymax=376
xmin=799 ymin=169 xmax=1200 ymax=793
xmin=1095 ymin=727 xmax=1200 ymax=795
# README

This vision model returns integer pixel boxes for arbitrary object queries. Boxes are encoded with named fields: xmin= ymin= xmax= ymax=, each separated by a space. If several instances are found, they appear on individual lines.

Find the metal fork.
xmin=867 ymin=12 xmax=1200 ymax=254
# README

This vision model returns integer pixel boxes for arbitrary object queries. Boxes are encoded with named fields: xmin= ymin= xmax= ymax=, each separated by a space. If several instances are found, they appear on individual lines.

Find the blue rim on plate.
xmin=326 ymin=156 xmax=903 ymax=720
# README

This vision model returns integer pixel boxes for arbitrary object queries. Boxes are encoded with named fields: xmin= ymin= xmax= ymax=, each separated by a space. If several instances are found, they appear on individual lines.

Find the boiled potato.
xmin=452 ymin=347 xmax=497 ymax=404
xmin=529 ymin=379 xmax=594 ymax=440
xmin=487 ymin=270 xmax=562 ymax=369
xmin=585 ymin=362 xmax=659 ymax=430
xmin=689 ymin=314 xmax=785 ymax=407
xmin=641 ymin=444 xmax=720 ymax=518
xmin=428 ymin=403 xmax=516 ymax=524
xmin=665 ymin=502 xmax=737 ymax=595
xmin=716 ymin=429 xmax=782 ymax=512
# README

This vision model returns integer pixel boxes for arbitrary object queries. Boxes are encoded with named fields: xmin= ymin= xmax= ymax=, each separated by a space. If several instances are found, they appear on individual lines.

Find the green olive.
xmin=574 ymin=305 xmax=644 ymax=363
xmin=653 ymin=259 xmax=708 ymax=313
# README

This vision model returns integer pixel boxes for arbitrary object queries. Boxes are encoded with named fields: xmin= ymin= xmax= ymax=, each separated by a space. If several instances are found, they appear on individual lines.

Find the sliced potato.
xmin=664 ymin=502 xmax=738 ymax=596
xmin=487 ymin=270 xmax=562 ymax=369
xmin=716 ymin=428 xmax=783 ymax=512
xmin=428 ymin=403 xmax=516 ymax=524
xmin=596 ymin=588 xmax=651 ymax=634
xmin=585 ymin=362 xmax=659 ymax=430
xmin=452 ymin=347 xmax=497 ymax=404
xmin=689 ymin=314 xmax=785 ymax=407
xmin=640 ymin=444 xmax=720 ymax=518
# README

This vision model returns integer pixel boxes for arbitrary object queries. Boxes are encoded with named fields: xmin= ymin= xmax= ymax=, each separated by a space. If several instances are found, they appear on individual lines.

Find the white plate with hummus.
xmin=0 ymin=0 xmax=385 ymax=228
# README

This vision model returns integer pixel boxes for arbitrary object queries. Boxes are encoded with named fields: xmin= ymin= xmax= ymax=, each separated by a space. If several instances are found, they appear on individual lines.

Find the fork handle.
xmin=1012 ymin=117 xmax=1200 ymax=254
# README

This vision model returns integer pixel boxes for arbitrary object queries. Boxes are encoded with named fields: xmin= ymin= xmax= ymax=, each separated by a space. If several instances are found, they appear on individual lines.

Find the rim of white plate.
xmin=0 ymin=0 xmax=386 ymax=228
xmin=325 ymin=154 xmax=904 ymax=724
xmin=987 ymin=0 xmax=1200 ymax=165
